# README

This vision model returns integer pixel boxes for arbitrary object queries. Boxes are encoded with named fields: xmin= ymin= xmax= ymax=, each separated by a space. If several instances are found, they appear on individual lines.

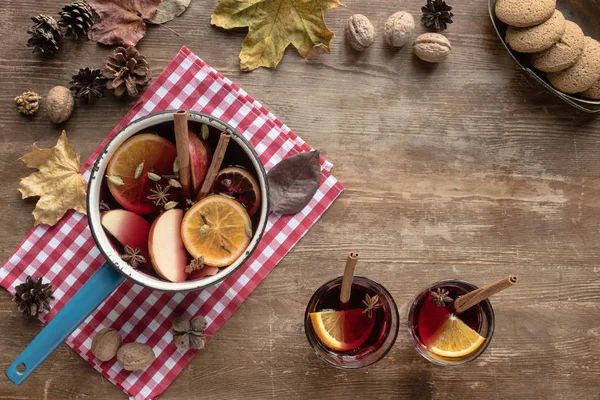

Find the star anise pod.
xmin=99 ymin=200 xmax=110 ymax=212
xmin=147 ymin=183 xmax=171 ymax=207
xmin=185 ymin=256 xmax=205 ymax=274
xmin=172 ymin=315 xmax=207 ymax=351
xmin=431 ymin=288 xmax=453 ymax=307
xmin=120 ymin=245 xmax=146 ymax=269
xmin=421 ymin=0 xmax=454 ymax=31
xmin=362 ymin=293 xmax=382 ymax=318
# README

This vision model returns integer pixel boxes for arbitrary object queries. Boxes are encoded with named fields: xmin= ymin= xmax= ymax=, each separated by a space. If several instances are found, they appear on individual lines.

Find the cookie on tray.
xmin=530 ymin=21 xmax=585 ymax=72
xmin=548 ymin=37 xmax=600 ymax=94
xmin=505 ymin=10 xmax=566 ymax=53
xmin=582 ymin=79 xmax=600 ymax=100
xmin=495 ymin=0 xmax=555 ymax=28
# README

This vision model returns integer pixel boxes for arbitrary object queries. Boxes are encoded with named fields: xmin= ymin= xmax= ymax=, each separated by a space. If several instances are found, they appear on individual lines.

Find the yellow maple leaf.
xmin=18 ymin=131 xmax=87 ymax=226
xmin=211 ymin=0 xmax=342 ymax=71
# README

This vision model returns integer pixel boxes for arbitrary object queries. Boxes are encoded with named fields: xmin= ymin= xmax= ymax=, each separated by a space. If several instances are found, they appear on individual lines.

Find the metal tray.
xmin=489 ymin=0 xmax=600 ymax=113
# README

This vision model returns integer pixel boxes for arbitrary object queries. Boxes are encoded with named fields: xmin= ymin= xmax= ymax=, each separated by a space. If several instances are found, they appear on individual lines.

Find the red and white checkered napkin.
xmin=0 ymin=47 xmax=344 ymax=399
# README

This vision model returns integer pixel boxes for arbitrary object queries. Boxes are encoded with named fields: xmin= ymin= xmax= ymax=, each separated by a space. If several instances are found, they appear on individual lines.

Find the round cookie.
xmin=530 ymin=21 xmax=584 ymax=72
xmin=505 ymin=10 xmax=566 ymax=53
xmin=495 ymin=0 xmax=555 ymax=28
xmin=548 ymin=37 xmax=600 ymax=94
xmin=582 ymin=79 xmax=600 ymax=100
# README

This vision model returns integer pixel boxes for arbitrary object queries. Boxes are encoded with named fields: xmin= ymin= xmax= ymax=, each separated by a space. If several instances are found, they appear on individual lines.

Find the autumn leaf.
xmin=211 ymin=0 xmax=342 ymax=71
xmin=267 ymin=150 xmax=321 ymax=214
xmin=147 ymin=0 xmax=192 ymax=24
xmin=18 ymin=131 xmax=87 ymax=226
xmin=87 ymin=0 xmax=161 ymax=46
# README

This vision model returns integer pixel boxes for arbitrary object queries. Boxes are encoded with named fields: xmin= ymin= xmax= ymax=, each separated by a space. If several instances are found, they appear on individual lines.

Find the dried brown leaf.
xmin=18 ymin=131 xmax=87 ymax=226
xmin=147 ymin=0 xmax=192 ymax=24
xmin=267 ymin=150 xmax=321 ymax=215
xmin=87 ymin=0 xmax=161 ymax=46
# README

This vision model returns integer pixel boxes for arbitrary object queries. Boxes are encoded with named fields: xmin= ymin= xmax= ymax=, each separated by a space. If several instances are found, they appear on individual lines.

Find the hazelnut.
xmin=345 ymin=14 xmax=375 ymax=51
xmin=413 ymin=33 xmax=452 ymax=63
xmin=91 ymin=328 xmax=121 ymax=362
xmin=117 ymin=342 xmax=155 ymax=371
xmin=46 ymin=86 xmax=74 ymax=124
xmin=384 ymin=12 xmax=415 ymax=48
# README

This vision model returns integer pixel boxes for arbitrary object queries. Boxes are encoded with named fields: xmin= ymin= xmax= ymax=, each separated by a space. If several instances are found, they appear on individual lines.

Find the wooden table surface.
xmin=1 ymin=0 xmax=600 ymax=398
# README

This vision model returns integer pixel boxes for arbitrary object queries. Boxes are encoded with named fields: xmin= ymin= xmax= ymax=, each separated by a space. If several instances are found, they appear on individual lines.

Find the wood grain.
xmin=1 ymin=0 xmax=600 ymax=398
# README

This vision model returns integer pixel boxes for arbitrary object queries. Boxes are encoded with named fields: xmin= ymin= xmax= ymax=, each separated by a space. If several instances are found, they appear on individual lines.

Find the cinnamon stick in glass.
xmin=453 ymin=275 xmax=518 ymax=314
xmin=340 ymin=252 xmax=359 ymax=305
xmin=196 ymin=132 xmax=230 ymax=200
xmin=173 ymin=110 xmax=192 ymax=199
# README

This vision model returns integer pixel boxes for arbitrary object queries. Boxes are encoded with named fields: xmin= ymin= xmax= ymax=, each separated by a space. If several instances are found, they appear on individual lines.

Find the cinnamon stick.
xmin=173 ymin=110 xmax=192 ymax=199
xmin=196 ymin=132 xmax=230 ymax=200
xmin=340 ymin=252 xmax=359 ymax=305
xmin=453 ymin=275 xmax=518 ymax=314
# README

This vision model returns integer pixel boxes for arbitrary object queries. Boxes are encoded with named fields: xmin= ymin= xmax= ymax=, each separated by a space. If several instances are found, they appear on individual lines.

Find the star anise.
xmin=121 ymin=245 xmax=146 ymax=269
xmin=185 ymin=256 xmax=204 ymax=274
xmin=362 ymin=293 xmax=382 ymax=318
xmin=431 ymin=288 xmax=453 ymax=307
xmin=99 ymin=200 xmax=110 ymax=212
xmin=147 ymin=183 xmax=171 ymax=207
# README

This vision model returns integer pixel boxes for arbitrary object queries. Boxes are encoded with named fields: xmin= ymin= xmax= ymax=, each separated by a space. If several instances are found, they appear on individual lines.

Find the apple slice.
xmin=187 ymin=266 xmax=219 ymax=280
xmin=188 ymin=132 xmax=212 ymax=197
xmin=148 ymin=209 xmax=188 ymax=282
xmin=101 ymin=210 xmax=151 ymax=264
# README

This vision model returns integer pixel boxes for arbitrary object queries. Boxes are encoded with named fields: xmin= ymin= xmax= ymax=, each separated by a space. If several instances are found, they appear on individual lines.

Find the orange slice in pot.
xmin=212 ymin=167 xmax=261 ymax=216
xmin=181 ymin=195 xmax=252 ymax=267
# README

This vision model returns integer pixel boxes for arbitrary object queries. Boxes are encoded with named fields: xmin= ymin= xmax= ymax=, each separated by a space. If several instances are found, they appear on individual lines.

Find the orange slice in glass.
xmin=429 ymin=315 xmax=485 ymax=358
xmin=309 ymin=309 xmax=375 ymax=351
xmin=181 ymin=195 xmax=252 ymax=267
xmin=106 ymin=134 xmax=177 ymax=214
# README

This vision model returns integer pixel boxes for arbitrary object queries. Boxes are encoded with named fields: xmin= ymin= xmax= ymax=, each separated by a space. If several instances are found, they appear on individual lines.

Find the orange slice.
xmin=309 ymin=309 xmax=375 ymax=352
xmin=106 ymin=134 xmax=177 ymax=214
xmin=181 ymin=195 xmax=252 ymax=267
xmin=212 ymin=167 xmax=261 ymax=216
xmin=429 ymin=315 xmax=485 ymax=358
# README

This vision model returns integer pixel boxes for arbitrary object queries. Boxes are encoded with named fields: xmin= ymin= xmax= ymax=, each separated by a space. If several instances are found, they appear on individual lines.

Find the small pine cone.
xmin=15 ymin=91 xmax=41 ymax=115
xmin=27 ymin=15 xmax=62 ymax=54
xmin=101 ymin=46 xmax=151 ymax=98
xmin=12 ymin=276 xmax=55 ymax=318
xmin=421 ymin=0 xmax=454 ymax=32
xmin=69 ymin=67 xmax=105 ymax=103
xmin=58 ymin=1 xmax=94 ymax=40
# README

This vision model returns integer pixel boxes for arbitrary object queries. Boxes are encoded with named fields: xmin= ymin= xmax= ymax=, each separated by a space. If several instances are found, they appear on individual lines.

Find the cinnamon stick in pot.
xmin=173 ymin=110 xmax=192 ymax=199
xmin=340 ymin=252 xmax=359 ymax=305
xmin=196 ymin=132 xmax=230 ymax=200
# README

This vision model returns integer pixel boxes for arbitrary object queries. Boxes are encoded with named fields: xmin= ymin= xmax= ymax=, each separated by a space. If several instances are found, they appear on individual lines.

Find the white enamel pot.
xmin=7 ymin=110 xmax=269 ymax=384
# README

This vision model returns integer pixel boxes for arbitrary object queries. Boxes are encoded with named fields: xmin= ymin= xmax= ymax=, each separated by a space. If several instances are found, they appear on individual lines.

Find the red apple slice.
xmin=188 ymin=132 xmax=212 ymax=197
xmin=187 ymin=266 xmax=219 ymax=280
xmin=101 ymin=210 xmax=151 ymax=264
xmin=148 ymin=209 xmax=188 ymax=282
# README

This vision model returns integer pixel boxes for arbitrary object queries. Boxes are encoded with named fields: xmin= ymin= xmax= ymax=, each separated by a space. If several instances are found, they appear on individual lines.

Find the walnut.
xmin=345 ymin=14 xmax=375 ymax=51
xmin=46 ymin=86 xmax=74 ymax=124
xmin=384 ymin=11 xmax=415 ymax=48
xmin=117 ymin=342 xmax=155 ymax=371
xmin=15 ymin=91 xmax=41 ymax=116
xmin=413 ymin=33 xmax=452 ymax=63
xmin=91 ymin=328 xmax=121 ymax=362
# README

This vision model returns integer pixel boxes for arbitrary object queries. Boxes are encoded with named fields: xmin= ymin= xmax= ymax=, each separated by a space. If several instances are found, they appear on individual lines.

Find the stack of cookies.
xmin=496 ymin=0 xmax=600 ymax=100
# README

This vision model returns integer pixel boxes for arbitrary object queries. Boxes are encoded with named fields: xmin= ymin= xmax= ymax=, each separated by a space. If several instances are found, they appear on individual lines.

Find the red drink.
xmin=304 ymin=276 xmax=399 ymax=369
xmin=408 ymin=280 xmax=495 ymax=366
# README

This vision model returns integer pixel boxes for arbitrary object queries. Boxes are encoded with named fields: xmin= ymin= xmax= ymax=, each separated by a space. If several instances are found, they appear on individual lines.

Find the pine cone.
xmin=27 ymin=14 xmax=62 ymax=54
xmin=421 ymin=0 xmax=454 ymax=32
xmin=13 ymin=276 xmax=55 ymax=318
xmin=58 ymin=1 xmax=94 ymax=40
xmin=15 ymin=91 xmax=41 ymax=115
xmin=70 ymin=67 xmax=105 ymax=103
xmin=101 ymin=46 xmax=151 ymax=98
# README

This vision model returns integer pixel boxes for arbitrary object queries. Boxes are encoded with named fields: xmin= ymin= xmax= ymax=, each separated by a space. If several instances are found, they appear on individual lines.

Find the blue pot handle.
xmin=6 ymin=262 xmax=125 ymax=384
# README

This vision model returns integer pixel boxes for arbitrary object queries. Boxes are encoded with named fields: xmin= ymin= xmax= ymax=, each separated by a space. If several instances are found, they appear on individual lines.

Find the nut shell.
xmin=46 ymin=86 xmax=74 ymax=124
xmin=345 ymin=14 xmax=375 ymax=51
xmin=117 ymin=342 xmax=155 ymax=371
xmin=384 ymin=12 xmax=415 ymax=48
xmin=91 ymin=328 xmax=121 ymax=362
xmin=413 ymin=33 xmax=452 ymax=63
